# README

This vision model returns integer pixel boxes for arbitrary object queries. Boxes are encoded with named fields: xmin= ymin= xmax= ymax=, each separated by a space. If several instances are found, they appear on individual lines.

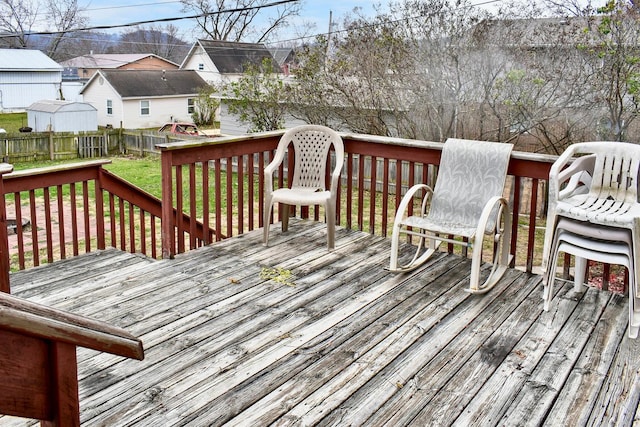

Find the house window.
xmin=106 ymin=99 xmax=113 ymax=115
xmin=198 ymin=63 xmax=204 ymax=71
xmin=188 ymin=98 xmax=195 ymax=114
xmin=140 ymin=100 xmax=150 ymax=116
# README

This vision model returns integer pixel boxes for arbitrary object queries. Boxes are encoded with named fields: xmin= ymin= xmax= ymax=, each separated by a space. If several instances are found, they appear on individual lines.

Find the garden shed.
xmin=27 ymin=100 xmax=98 ymax=132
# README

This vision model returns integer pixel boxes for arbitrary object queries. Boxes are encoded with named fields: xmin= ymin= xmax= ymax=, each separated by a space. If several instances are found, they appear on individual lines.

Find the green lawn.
xmin=0 ymin=112 xmax=28 ymax=133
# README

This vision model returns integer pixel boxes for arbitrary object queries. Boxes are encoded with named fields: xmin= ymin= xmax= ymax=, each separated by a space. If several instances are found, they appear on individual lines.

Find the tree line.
xmin=224 ymin=0 xmax=640 ymax=154
xmin=2 ymin=0 xmax=639 ymax=153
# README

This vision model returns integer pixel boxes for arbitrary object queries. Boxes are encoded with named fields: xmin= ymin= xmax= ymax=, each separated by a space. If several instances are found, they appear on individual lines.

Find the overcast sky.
xmin=76 ymin=0 xmax=604 ymax=45
xmin=76 ymin=0 xmax=507 ymax=43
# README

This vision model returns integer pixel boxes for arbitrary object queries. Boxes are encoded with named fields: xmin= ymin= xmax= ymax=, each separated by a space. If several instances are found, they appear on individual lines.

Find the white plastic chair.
xmin=542 ymin=141 xmax=640 ymax=338
xmin=544 ymin=219 xmax=639 ymax=338
xmin=389 ymin=138 xmax=514 ymax=294
xmin=263 ymin=125 xmax=344 ymax=250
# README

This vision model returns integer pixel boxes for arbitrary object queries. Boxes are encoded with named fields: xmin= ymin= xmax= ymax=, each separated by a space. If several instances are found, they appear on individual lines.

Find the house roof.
xmin=60 ymin=53 xmax=178 ymax=69
xmin=27 ymin=100 xmax=97 ymax=113
xmin=0 ymin=48 xmax=62 ymax=71
xmin=268 ymin=47 xmax=295 ymax=66
xmin=188 ymin=39 xmax=281 ymax=74
xmin=81 ymin=69 xmax=208 ymax=98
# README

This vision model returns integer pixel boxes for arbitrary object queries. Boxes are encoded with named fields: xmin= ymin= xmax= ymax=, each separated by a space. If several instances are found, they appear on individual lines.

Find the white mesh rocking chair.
xmin=263 ymin=125 xmax=344 ymax=250
xmin=389 ymin=138 xmax=514 ymax=294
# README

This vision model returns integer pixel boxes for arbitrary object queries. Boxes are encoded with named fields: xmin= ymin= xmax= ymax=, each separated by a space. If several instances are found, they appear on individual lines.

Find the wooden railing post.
xmin=0 ymin=163 xmax=14 ymax=293
xmin=161 ymin=150 xmax=174 ymax=259
xmin=0 ymin=291 xmax=144 ymax=425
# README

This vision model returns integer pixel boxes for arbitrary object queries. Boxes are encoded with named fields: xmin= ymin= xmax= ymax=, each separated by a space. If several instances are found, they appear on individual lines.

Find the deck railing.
xmin=0 ymin=131 xmax=558 ymax=292
xmin=156 ymin=132 xmax=555 ymax=271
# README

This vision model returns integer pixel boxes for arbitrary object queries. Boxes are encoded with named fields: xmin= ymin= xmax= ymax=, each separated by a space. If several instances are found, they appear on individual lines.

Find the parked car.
xmin=158 ymin=122 xmax=201 ymax=136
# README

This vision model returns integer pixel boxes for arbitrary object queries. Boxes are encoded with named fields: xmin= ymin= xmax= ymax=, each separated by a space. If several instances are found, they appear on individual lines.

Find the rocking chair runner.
xmin=263 ymin=125 xmax=344 ymax=250
xmin=389 ymin=138 xmax=514 ymax=294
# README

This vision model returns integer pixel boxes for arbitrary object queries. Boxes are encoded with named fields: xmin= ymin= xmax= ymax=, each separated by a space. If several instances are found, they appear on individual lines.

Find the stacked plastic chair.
xmin=542 ymin=141 xmax=640 ymax=338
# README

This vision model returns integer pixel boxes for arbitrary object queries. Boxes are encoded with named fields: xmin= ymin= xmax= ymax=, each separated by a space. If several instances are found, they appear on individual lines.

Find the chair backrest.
xmin=277 ymin=125 xmax=344 ymax=190
xmin=572 ymin=142 xmax=640 ymax=204
xmin=428 ymin=138 xmax=513 ymax=228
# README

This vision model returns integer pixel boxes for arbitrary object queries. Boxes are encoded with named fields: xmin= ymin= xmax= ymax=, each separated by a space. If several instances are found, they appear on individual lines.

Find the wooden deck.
xmin=1 ymin=220 xmax=639 ymax=426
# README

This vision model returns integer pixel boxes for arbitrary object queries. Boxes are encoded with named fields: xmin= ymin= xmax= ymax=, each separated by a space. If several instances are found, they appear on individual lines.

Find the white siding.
xmin=121 ymin=97 xmax=194 ymax=128
xmin=0 ymin=71 xmax=62 ymax=110
xmin=28 ymin=110 xmax=97 ymax=132
xmin=219 ymin=101 xmax=307 ymax=136
xmin=181 ymin=46 xmax=224 ymax=85
xmin=81 ymin=77 xmax=123 ymax=128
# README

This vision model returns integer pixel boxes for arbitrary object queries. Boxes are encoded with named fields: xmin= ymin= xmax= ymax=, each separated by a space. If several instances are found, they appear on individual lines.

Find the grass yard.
xmin=0 ymin=112 xmax=28 ymax=133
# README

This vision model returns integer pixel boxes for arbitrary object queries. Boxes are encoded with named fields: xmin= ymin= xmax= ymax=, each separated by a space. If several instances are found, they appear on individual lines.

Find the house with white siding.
xmin=80 ymin=69 xmax=208 ymax=129
xmin=0 ymin=49 xmax=63 ymax=111
xmin=180 ymin=39 xmax=280 ymax=85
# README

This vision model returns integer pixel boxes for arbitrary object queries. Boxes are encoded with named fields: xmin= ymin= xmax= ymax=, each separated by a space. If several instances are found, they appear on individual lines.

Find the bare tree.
xmin=577 ymin=0 xmax=640 ymax=141
xmin=180 ymin=0 xmax=302 ymax=43
xmin=44 ymin=0 xmax=88 ymax=60
xmin=0 ymin=0 xmax=37 ymax=48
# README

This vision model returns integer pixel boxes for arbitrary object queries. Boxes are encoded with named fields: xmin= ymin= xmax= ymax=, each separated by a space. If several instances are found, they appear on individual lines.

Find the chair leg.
xmin=263 ymin=197 xmax=273 ymax=246
xmin=543 ymin=246 xmax=562 ymax=311
xmin=281 ymin=204 xmax=290 ymax=232
xmin=326 ymin=201 xmax=336 ymax=250
xmin=574 ymin=256 xmax=587 ymax=292
xmin=630 ymin=293 xmax=640 ymax=339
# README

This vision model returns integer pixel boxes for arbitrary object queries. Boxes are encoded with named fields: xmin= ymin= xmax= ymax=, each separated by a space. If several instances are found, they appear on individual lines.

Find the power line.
xmin=0 ymin=0 xmax=299 ymax=37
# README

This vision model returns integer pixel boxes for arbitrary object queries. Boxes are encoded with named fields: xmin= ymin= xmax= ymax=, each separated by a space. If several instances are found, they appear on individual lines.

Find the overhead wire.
xmin=0 ymin=0 xmax=508 ymax=50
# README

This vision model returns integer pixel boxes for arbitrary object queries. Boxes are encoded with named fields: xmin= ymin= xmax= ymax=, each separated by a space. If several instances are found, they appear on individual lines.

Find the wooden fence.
xmin=0 ymin=129 xmax=203 ymax=162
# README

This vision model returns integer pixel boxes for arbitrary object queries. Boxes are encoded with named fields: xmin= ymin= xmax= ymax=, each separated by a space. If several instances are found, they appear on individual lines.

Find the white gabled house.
xmin=80 ymin=69 xmax=208 ymax=129
xmin=180 ymin=39 xmax=280 ymax=85
xmin=0 ymin=49 xmax=63 ymax=111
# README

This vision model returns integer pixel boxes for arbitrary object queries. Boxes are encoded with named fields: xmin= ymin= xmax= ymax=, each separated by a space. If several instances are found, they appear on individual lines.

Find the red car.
xmin=158 ymin=123 xmax=201 ymax=136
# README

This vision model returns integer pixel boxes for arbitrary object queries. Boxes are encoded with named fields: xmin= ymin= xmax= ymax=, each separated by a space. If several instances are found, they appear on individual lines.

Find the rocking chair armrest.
xmin=475 ymin=195 xmax=511 ymax=236
xmin=393 ymin=183 xmax=433 ymax=225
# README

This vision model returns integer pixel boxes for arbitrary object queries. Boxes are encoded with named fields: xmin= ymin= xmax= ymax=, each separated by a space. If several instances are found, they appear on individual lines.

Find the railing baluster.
xmin=358 ymin=154 xmax=365 ymax=231
xmin=14 ymin=193 xmax=24 ymax=269
xmin=129 ymin=203 xmax=135 ymax=253
xmin=215 ymin=159 xmax=222 ymax=241
xmin=510 ymin=176 xmax=521 ymax=268
xmin=189 ymin=163 xmax=197 ymax=250
xmin=83 ymin=181 xmax=90 ymax=253
xmin=202 ymin=161 xmax=210 ymax=245
xmin=175 ymin=165 xmax=184 ymax=253
xmin=118 ymin=198 xmax=125 ymax=251
xmin=226 ymin=156 xmax=233 ymax=237
xmin=29 ymin=190 xmax=39 ymax=266
xmin=346 ymin=153 xmax=354 ymax=230
xmin=382 ymin=158 xmax=389 ymax=237
xmin=43 ymin=187 xmax=53 ymax=263
xmin=526 ymin=178 xmax=539 ymax=274
xmin=70 ymin=183 xmax=79 ymax=256
xmin=238 ymin=155 xmax=244 ymax=235
xmin=56 ymin=185 xmax=66 ymax=259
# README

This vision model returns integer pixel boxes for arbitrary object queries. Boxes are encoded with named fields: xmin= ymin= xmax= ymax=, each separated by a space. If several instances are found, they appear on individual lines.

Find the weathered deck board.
xmin=1 ymin=220 xmax=639 ymax=426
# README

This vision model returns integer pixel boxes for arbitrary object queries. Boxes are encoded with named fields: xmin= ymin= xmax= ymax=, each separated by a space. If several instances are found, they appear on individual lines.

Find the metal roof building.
xmin=0 ymin=49 xmax=63 ymax=111
xmin=26 ymin=100 xmax=97 ymax=132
